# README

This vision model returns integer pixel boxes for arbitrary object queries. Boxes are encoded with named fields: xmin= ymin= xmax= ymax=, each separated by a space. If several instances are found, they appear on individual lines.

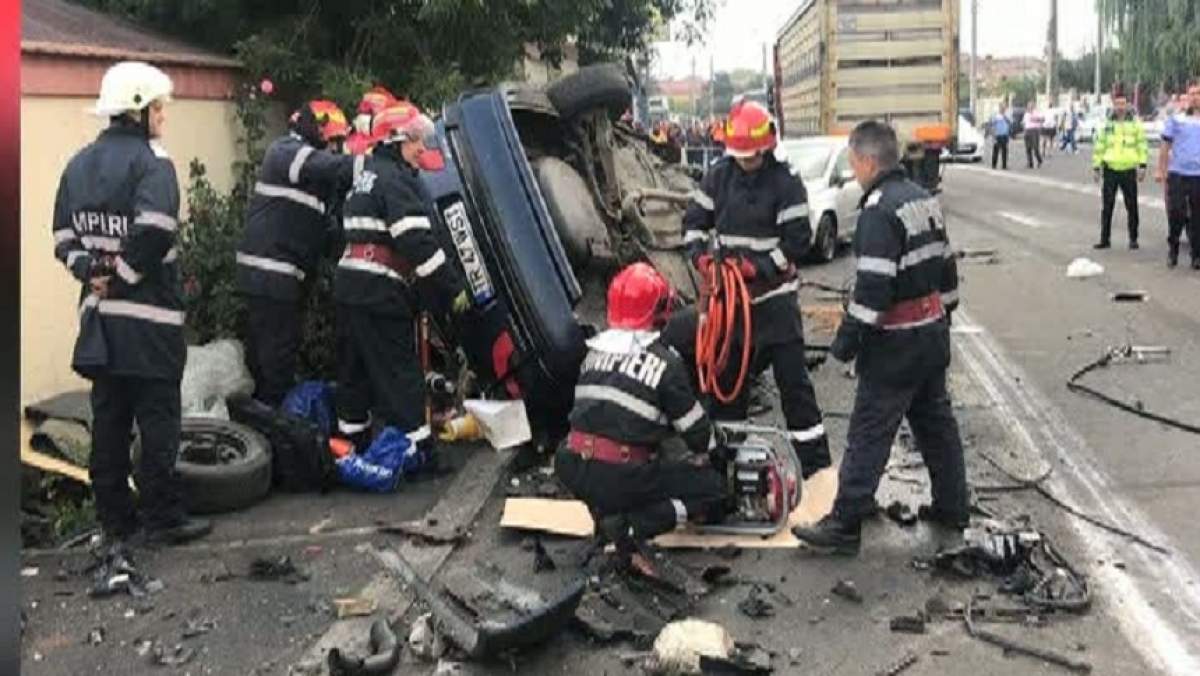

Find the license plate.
xmin=443 ymin=201 xmax=494 ymax=304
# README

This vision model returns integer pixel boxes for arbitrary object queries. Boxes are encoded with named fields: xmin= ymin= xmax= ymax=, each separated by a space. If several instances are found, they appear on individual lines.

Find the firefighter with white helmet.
xmin=53 ymin=61 xmax=210 ymax=549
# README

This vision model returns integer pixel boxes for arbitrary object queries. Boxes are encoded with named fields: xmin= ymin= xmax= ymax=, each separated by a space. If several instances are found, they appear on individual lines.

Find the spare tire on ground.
xmin=152 ymin=418 xmax=272 ymax=515
xmin=546 ymin=63 xmax=632 ymax=120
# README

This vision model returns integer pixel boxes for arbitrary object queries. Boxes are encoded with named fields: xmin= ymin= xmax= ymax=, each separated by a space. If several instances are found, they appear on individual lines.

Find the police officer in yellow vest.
xmin=1092 ymin=94 xmax=1149 ymax=249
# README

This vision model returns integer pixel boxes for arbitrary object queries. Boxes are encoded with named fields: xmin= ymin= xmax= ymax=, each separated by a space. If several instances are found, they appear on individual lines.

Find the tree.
xmin=81 ymin=0 xmax=716 ymax=112
xmin=1096 ymin=0 xmax=1200 ymax=92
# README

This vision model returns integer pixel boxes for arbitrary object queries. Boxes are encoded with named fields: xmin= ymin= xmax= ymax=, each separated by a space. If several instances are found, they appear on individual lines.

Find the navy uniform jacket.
xmin=52 ymin=122 xmax=184 ymax=381
xmin=832 ymin=168 xmax=960 ymax=385
xmin=332 ymin=145 xmax=463 ymax=316
xmin=236 ymin=133 xmax=355 ymax=301
xmin=682 ymin=154 xmax=813 ymax=346
xmin=570 ymin=332 xmax=715 ymax=455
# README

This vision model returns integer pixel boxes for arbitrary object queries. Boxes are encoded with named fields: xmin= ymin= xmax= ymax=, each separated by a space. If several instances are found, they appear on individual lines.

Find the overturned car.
xmin=419 ymin=64 xmax=701 ymax=445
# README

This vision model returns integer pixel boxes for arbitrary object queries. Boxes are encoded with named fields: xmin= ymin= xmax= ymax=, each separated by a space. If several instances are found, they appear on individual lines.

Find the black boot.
xmin=791 ymin=513 xmax=861 ymax=555
xmin=1129 ymin=240 xmax=1140 ymax=250
xmin=1092 ymin=241 xmax=1111 ymax=250
xmin=145 ymin=517 xmax=212 ymax=546
xmin=1192 ymin=257 xmax=1200 ymax=270
xmin=1168 ymin=244 xmax=1179 ymax=267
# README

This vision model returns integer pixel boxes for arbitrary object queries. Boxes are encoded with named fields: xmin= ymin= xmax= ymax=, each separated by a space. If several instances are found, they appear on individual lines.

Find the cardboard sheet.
xmin=499 ymin=466 xmax=839 ymax=549
xmin=20 ymin=420 xmax=90 ymax=484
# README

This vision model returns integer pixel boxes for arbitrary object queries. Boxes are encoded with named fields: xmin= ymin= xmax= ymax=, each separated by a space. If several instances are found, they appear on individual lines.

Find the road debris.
xmin=889 ymin=613 xmax=926 ymax=634
xmin=884 ymin=501 xmax=918 ymax=526
xmin=377 ymin=519 xmax=466 ymax=544
xmin=532 ymin=537 xmax=557 ymax=572
xmin=87 ymin=627 xmax=105 ymax=645
xmin=248 ymin=555 xmax=309 ymax=584
xmin=698 ymin=642 xmax=774 ymax=673
xmin=977 ymin=448 xmax=1169 ymax=554
xmin=1068 ymin=344 xmax=1199 ymax=438
xmin=1065 ymin=258 xmax=1104 ymax=278
xmin=957 ymin=248 xmax=1000 ymax=265
xmin=327 ymin=618 xmax=400 ymax=676
xmin=334 ymin=597 xmax=377 ymax=619
xmin=963 ymin=596 xmax=1093 ymax=673
xmin=408 ymin=613 xmax=446 ymax=662
xmin=90 ymin=544 xmax=156 ymax=599
xmin=151 ymin=643 xmax=197 ymax=668
xmin=1110 ymin=290 xmax=1148 ymax=302
xmin=875 ymin=652 xmax=918 ymax=676
xmin=181 ymin=617 xmax=216 ymax=639
xmin=736 ymin=586 xmax=775 ymax=619
xmin=22 ymin=566 xmax=39 ymax=577
xmin=652 ymin=619 xmax=734 ymax=674
xmin=831 ymin=579 xmax=863 ymax=604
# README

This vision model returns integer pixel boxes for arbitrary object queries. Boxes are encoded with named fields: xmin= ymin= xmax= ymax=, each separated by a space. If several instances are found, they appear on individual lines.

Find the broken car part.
xmin=371 ymin=546 xmax=585 ymax=659
xmin=1067 ymin=344 xmax=1200 ymax=437
xmin=327 ymin=618 xmax=400 ymax=676
xmin=875 ymin=652 xmax=919 ymax=676
xmin=963 ymin=596 xmax=1093 ymax=673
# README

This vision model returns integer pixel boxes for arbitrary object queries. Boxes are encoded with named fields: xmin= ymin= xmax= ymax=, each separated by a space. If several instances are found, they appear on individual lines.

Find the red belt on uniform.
xmin=879 ymin=292 xmax=944 ymax=328
xmin=344 ymin=243 xmax=412 ymax=277
xmin=567 ymin=430 xmax=651 ymax=465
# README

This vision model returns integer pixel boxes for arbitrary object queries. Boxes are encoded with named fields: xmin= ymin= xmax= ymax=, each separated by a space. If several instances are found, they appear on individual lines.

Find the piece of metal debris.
xmin=875 ymin=652 xmax=918 ymax=676
xmin=699 ymin=642 xmax=774 ymax=674
xmin=87 ymin=627 xmax=105 ymax=645
xmin=964 ymin=596 xmax=1092 ymax=673
xmin=377 ymin=519 xmax=465 ymax=544
xmin=1110 ymin=290 xmax=1148 ymax=302
xmin=182 ymin=618 xmax=216 ymax=639
xmin=737 ymin=586 xmax=775 ymax=619
xmin=334 ymin=597 xmax=378 ymax=619
xmin=153 ymin=643 xmax=197 ymax=668
xmin=889 ymin=614 xmax=926 ymax=634
xmin=831 ymin=580 xmax=863 ymax=604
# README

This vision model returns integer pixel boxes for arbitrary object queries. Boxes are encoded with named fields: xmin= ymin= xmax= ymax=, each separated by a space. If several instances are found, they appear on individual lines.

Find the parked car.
xmin=1077 ymin=108 xmax=1110 ymax=143
xmin=418 ymin=65 xmax=698 ymax=445
xmin=942 ymin=115 xmax=984 ymax=163
xmin=775 ymin=136 xmax=863 ymax=263
xmin=1142 ymin=114 xmax=1164 ymax=144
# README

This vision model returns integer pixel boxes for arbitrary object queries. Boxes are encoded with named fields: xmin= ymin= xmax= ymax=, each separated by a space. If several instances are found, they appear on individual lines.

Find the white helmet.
xmin=92 ymin=61 xmax=173 ymax=117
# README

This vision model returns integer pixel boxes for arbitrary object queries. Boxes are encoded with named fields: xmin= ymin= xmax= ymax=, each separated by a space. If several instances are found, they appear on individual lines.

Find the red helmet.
xmin=724 ymin=99 xmax=776 ymax=158
xmin=607 ymin=263 xmax=675 ymax=331
xmin=307 ymin=100 xmax=349 ymax=142
xmin=372 ymin=101 xmax=445 ymax=170
xmin=358 ymin=86 xmax=397 ymax=116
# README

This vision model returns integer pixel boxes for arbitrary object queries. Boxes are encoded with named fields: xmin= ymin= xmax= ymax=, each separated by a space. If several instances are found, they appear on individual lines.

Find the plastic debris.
xmin=334 ymin=597 xmax=377 ymax=619
xmin=653 ymin=619 xmax=734 ymax=675
xmin=248 ymin=556 xmax=308 ymax=584
xmin=831 ymin=579 xmax=863 ymax=604
xmin=1066 ymin=258 xmax=1104 ymax=279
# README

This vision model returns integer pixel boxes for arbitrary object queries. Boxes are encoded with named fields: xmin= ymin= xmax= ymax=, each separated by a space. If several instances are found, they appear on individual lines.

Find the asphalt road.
xmin=940 ymin=146 xmax=1200 ymax=672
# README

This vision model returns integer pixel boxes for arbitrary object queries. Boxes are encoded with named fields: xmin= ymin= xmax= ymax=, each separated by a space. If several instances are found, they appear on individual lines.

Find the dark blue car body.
xmin=420 ymin=90 xmax=587 ymax=440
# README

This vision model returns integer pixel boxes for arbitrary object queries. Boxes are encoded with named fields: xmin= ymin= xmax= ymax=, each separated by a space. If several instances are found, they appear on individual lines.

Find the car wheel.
xmin=532 ymin=156 xmax=609 ymax=270
xmin=135 ymin=418 xmax=272 ymax=515
xmin=546 ymin=64 xmax=632 ymax=120
xmin=810 ymin=214 xmax=838 ymax=263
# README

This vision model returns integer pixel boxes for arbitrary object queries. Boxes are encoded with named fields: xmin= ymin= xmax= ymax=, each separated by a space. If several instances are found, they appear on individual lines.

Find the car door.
xmin=832 ymin=146 xmax=862 ymax=237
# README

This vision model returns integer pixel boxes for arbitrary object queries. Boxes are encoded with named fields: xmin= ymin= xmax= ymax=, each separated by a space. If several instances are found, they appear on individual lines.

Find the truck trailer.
xmin=773 ymin=0 xmax=960 ymax=191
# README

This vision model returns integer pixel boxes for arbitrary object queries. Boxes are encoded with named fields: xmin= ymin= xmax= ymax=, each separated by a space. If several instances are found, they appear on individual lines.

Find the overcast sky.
xmin=654 ymin=0 xmax=1101 ymax=79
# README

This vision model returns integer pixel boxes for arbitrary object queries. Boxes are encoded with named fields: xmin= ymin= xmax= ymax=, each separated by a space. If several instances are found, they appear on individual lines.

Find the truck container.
xmin=773 ymin=0 xmax=960 ymax=191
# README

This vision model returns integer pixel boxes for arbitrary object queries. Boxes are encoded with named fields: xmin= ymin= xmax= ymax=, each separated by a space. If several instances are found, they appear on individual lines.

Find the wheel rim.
xmin=821 ymin=221 xmax=836 ymax=260
xmin=180 ymin=430 xmax=248 ymax=465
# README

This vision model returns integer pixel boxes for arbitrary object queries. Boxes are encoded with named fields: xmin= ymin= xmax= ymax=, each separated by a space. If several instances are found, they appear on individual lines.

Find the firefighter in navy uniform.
xmin=333 ymin=101 xmax=470 ymax=455
xmin=664 ymin=99 xmax=832 ymax=479
xmin=236 ymin=100 xmax=355 ymax=406
xmin=792 ymin=121 xmax=968 ymax=555
xmin=52 ymin=62 xmax=210 ymax=546
xmin=556 ymin=263 xmax=726 ymax=576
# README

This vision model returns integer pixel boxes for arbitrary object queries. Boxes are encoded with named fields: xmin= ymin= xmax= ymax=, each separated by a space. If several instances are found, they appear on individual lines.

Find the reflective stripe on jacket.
xmin=1092 ymin=117 xmax=1148 ymax=171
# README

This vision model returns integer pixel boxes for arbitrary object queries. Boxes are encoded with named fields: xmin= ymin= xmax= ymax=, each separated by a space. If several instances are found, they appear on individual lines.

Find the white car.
xmin=775 ymin=136 xmax=863 ymax=263
xmin=1077 ymin=108 xmax=1109 ymax=143
xmin=942 ymin=115 xmax=984 ymax=163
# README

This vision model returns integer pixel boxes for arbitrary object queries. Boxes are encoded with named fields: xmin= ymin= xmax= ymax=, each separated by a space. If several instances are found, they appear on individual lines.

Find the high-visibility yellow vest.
xmin=1092 ymin=117 xmax=1148 ymax=171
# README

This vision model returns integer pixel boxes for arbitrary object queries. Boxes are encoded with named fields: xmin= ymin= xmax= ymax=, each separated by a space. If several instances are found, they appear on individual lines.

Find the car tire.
xmin=532 ymin=156 xmax=609 ymax=269
xmin=546 ymin=64 xmax=632 ymax=120
xmin=135 ymin=418 xmax=272 ymax=515
xmin=810 ymin=214 xmax=838 ymax=263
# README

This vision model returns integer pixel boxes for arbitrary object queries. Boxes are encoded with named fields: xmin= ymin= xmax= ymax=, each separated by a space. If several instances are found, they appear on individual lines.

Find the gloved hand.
xmin=451 ymin=289 xmax=471 ymax=315
xmin=736 ymin=257 xmax=757 ymax=280
xmin=707 ymin=444 xmax=734 ymax=473
xmin=694 ymin=253 xmax=715 ymax=277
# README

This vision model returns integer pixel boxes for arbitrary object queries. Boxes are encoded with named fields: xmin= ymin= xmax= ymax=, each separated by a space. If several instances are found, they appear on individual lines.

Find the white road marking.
xmin=950 ymin=164 xmax=1167 ymax=211
xmin=953 ymin=310 xmax=1200 ymax=675
xmin=996 ymin=211 xmax=1046 ymax=228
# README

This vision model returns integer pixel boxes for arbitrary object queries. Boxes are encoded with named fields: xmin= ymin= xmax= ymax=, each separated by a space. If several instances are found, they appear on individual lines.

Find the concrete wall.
xmin=20 ymin=96 xmax=242 ymax=407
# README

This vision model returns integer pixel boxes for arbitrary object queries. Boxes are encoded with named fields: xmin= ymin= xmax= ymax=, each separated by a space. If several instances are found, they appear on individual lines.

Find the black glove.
xmin=707 ymin=444 xmax=734 ymax=474
xmin=830 ymin=330 xmax=857 ymax=363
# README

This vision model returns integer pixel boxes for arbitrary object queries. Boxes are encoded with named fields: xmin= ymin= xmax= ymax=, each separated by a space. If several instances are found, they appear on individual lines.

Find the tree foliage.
xmin=1097 ymin=0 xmax=1200 ymax=91
xmin=81 ymin=0 xmax=715 ymax=111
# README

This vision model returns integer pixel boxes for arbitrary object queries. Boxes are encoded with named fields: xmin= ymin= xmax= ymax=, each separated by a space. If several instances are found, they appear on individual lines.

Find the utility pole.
xmin=1094 ymin=8 xmax=1103 ymax=104
xmin=970 ymin=0 xmax=978 ymax=122
xmin=1046 ymin=0 xmax=1058 ymax=104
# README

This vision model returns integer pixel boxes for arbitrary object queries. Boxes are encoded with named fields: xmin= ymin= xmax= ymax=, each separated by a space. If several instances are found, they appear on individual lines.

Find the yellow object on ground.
xmin=20 ymin=420 xmax=89 ymax=484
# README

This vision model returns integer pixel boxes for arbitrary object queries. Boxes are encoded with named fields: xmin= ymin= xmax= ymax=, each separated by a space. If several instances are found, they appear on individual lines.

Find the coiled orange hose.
xmin=696 ymin=259 xmax=753 ymax=404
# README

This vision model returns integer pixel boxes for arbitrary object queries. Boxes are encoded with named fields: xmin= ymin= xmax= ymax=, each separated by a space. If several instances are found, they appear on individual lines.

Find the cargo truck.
xmin=773 ymin=0 xmax=960 ymax=192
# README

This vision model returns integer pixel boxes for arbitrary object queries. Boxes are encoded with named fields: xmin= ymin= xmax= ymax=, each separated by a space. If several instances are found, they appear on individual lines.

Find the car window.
xmin=833 ymin=147 xmax=850 ymax=177
xmin=781 ymin=141 xmax=833 ymax=180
